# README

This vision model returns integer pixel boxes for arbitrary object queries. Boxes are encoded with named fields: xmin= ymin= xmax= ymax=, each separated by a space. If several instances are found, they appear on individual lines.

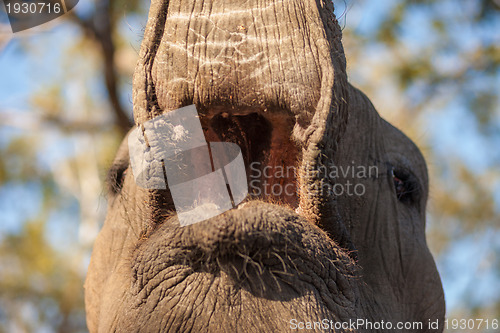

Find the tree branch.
xmin=0 ymin=110 xmax=114 ymax=133
xmin=67 ymin=3 xmax=133 ymax=136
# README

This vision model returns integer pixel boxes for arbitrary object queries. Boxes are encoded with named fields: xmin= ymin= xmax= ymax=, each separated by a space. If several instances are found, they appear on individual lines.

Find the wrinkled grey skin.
xmin=85 ymin=0 xmax=445 ymax=331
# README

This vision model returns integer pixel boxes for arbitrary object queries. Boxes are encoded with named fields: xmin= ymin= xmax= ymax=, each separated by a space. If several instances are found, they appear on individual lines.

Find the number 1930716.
xmin=445 ymin=318 xmax=498 ymax=330
xmin=5 ymin=1 xmax=65 ymax=14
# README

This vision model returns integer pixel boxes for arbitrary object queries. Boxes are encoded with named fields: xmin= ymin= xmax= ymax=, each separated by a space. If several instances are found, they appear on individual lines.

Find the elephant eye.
xmin=107 ymin=161 xmax=128 ymax=194
xmin=391 ymin=167 xmax=420 ymax=203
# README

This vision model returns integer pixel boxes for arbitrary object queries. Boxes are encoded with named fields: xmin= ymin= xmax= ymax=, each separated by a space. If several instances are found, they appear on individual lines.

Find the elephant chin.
xmin=110 ymin=201 xmax=360 ymax=331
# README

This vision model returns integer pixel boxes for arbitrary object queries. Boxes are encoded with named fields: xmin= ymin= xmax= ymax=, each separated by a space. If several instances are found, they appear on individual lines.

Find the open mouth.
xmin=127 ymin=102 xmax=356 ymax=254
xmin=198 ymin=104 xmax=301 ymax=208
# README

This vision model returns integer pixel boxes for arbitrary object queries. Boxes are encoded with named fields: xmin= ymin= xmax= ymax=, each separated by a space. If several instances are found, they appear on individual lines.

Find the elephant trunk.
xmin=132 ymin=0 xmax=348 ymax=139
xmin=132 ymin=0 xmax=353 ymax=251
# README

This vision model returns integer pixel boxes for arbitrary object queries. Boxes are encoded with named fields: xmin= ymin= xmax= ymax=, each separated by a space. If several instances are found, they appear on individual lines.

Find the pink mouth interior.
xmin=200 ymin=105 xmax=300 ymax=208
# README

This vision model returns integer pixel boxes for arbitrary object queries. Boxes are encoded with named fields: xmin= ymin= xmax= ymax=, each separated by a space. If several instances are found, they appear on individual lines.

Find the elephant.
xmin=84 ymin=0 xmax=445 ymax=331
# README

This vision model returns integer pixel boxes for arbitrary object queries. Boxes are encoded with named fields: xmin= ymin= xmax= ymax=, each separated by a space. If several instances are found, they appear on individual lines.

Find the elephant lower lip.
xmin=198 ymin=104 xmax=301 ymax=208
xmin=133 ymin=202 xmax=355 ymax=296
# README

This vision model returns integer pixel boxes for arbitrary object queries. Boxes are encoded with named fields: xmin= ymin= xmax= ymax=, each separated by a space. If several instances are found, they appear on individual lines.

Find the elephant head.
xmin=85 ymin=0 xmax=445 ymax=331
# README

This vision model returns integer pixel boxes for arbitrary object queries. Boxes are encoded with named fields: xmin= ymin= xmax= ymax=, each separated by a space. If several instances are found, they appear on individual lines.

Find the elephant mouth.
xmin=198 ymin=103 xmax=301 ymax=208
xmin=134 ymin=100 xmax=357 ymax=259
xmin=130 ymin=102 xmax=359 ymax=301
